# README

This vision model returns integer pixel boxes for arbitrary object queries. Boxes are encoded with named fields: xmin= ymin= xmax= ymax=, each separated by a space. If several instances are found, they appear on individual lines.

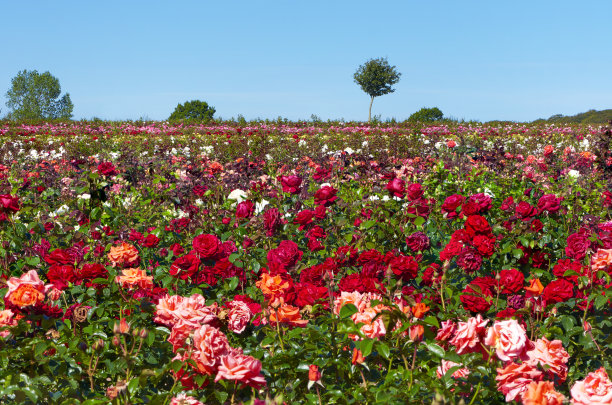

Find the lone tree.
xmin=353 ymin=57 xmax=401 ymax=122
xmin=5 ymin=70 xmax=73 ymax=120
xmin=169 ymin=100 xmax=215 ymax=121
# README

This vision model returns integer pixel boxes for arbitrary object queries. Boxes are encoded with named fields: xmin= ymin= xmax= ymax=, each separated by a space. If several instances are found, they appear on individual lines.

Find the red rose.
xmin=97 ymin=162 xmax=118 ymax=176
xmin=293 ymin=210 xmax=314 ymax=229
xmin=313 ymin=204 xmax=327 ymax=219
xmin=170 ymin=243 xmax=184 ymax=256
xmin=515 ymin=201 xmax=537 ymax=221
xmin=406 ymin=198 xmax=432 ymax=219
xmin=461 ymin=201 xmax=480 ymax=217
xmin=565 ymin=232 xmax=590 ymax=260
xmin=406 ymin=232 xmax=430 ymax=252
xmin=293 ymin=282 xmax=328 ymax=307
xmin=542 ymin=279 xmax=574 ymax=304
xmin=498 ymin=269 xmax=524 ymax=294
xmin=280 ymin=175 xmax=302 ymax=194
xmin=170 ymin=254 xmax=201 ymax=280
xmin=314 ymin=185 xmax=338 ymax=206
xmin=406 ymin=183 xmax=424 ymax=200
xmin=338 ymin=273 xmax=383 ymax=294
xmin=537 ymin=194 xmax=562 ymax=213
xmin=263 ymin=208 xmax=282 ymax=236
xmin=335 ymin=245 xmax=358 ymax=266
xmin=45 ymin=249 xmax=75 ymax=265
xmin=439 ymin=240 xmax=464 ymax=261
xmin=192 ymin=185 xmax=207 ymax=197
xmin=142 ymin=234 xmax=160 ymax=248
xmin=386 ymin=178 xmax=405 ymax=198
xmin=267 ymin=240 xmax=303 ymax=269
xmin=76 ymin=263 xmax=108 ymax=281
xmin=457 ymin=248 xmax=482 ymax=273
xmin=235 ymin=200 xmax=255 ymax=219
xmin=441 ymin=194 xmax=464 ymax=218
xmin=193 ymin=234 xmax=220 ymax=259
xmin=530 ymin=219 xmax=543 ymax=233
xmin=307 ymin=237 xmax=324 ymax=252
xmin=47 ymin=264 xmax=76 ymax=290
xmin=0 ymin=194 xmax=20 ymax=213
xmin=460 ymin=283 xmax=492 ymax=313
xmin=390 ymin=255 xmax=419 ymax=281
xmin=464 ymin=215 xmax=491 ymax=238
xmin=500 ymin=196 xmax=515 ymax=212
xmin=552 ymin=259 xmax=583 ymax=280
xmin=420 ymin=263 xmax=441 ymax=287
xmin=472 ymin=234 xmax=496 ymax=257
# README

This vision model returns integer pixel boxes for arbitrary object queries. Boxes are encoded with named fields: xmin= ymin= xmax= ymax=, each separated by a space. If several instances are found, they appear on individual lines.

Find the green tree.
xmin=408 ymin=107 xmax=444 ymax=122
xmin=168 ymin=100 xmax=215 ymax=121
xmin=5 ymin=70 xmax=73 ymax=120
xmin=353 ymin=57 xmax=401 ymax=122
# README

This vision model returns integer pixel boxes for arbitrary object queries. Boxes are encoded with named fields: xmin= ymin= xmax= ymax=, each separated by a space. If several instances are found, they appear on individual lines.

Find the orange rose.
xmin=108 ymin=242 xmax=139 ymax=267
xmin=352 ymin=348 xmax=365 ymax=365
xmin=522 ymin=380 xmax=565 ymax=405
xmin=411 ymin=302 xmax=430 ymax=319
xmin=7 ymin=284 xmax=45 ymax=308
xmin=115 ymin=268 xmax=154 ymax=290
xmin=255 ymin=273 xmax=289 ymax=299
xmin=269 ymin=303 xmax=308 ymax=326
xmin=525 ymin=278 xmax=544 ymax=297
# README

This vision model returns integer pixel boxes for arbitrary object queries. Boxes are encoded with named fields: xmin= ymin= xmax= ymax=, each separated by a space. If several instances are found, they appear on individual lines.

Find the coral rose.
xmin=436 ymin=360 xmax=470 ymax=379
xmin=115 ymin=268 xmax=154 ymax=290
xmin=108 ymin=242 xmax=139 ymax=267
xmin=522 ymin=381 xmax=565 ymax=405
xmin=527 ymin=337 xmax=569 ymax=382
xmin=191 ymin=324 xmax=230 ymax=375
xmin=0 ymin=309 xmax=18 ymax=337
xmin=591 ymin=248 xmax=612 ymax=272
xmin=215 ymin=353 xmax=266 ymax=388
xmin=269 ymin=303 xmax=308 ymax=327
xmin=496 ymin=362 xmax=543 ymax=402
xmin=570 ymin=367 xmax=612 ymax=405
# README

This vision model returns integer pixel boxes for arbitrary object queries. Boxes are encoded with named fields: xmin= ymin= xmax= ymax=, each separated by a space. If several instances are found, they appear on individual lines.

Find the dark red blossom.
xmin=314 ymin=185 xmax=338 ymax=206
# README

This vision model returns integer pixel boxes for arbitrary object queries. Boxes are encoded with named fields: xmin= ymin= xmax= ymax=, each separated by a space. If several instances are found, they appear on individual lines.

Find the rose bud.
xmin=308 ymin=365 xmax=322 ymax=382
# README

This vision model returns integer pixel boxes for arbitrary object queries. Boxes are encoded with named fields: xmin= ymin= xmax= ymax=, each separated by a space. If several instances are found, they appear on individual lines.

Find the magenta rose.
xmin=263 ymin=208 xmax=282 ymax=236
xmin=385 ymin=178 xmax=405 ymax=198
xmin=406 ymin=231 xmax=430 ymax=252
xmin=406 ymin=183 xmax=424 ymax=201
xmin=235 ymin=200 xmax=255 ymax=219
xmin=441 ymin=194 xmax=465 ymax=218
xmin=97 ymin=162 xmax=118 ymax=176
xmin=537 ymin=194 xmax=563 ymax=213
xmin=515 ymin=201 xmax=537 ymax=221
xmin=142 ymin=234 xmax=160 ymax=248
xmin=193 ymin=234 xmax=220 ymax=259
xmin=280 ymin=175 xmax=302 ymax=194
xmin=314 ymin=185 xmax=338 ymax=206
xmin=0 ymin=194 xmax=20 ymax=213
xmin=293 ymin=209 xmax=314 ymax=229
xmin=457 ymin=248 xmax=483 ymax=273
xmin=468 ymin=193 xmax=493 ymax=213
xmin=565 ymin=232 xmax=590 ymax=260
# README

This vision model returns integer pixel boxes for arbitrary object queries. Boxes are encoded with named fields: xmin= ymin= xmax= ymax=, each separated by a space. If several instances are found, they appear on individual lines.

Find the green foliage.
xmin=168 ymin=100 xmax=215 ymax=121
xmin=353 ymin=58 xmax=401 ymax=122
xmin=5 ymin=70 xmax=73 ymax=120
xmin=408 ymin=107 xmax=444 ymax=122
xmin=533 ymin=108 xmax=612 ymax=124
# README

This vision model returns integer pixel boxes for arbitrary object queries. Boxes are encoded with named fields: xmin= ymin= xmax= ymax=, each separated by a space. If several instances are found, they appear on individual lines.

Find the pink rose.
xmin=449 ymin=314 xmax=488 ymax=354
xmin=484 ymin=319 xmax=531 ymax=362
xmin=436 ymin=360 xmax=470 ymax=379
xmin=227 ymin=300 xmax=252 ymax=334
xmin=215 ymin=353 xmax=266 ymax=388
xmin=496 ymin=362 xmax=543 ymax=402
xmin=570 ymin=367 xmax=612 ymax=405
xmin=192 ymin=324 xmax=230 ymax=375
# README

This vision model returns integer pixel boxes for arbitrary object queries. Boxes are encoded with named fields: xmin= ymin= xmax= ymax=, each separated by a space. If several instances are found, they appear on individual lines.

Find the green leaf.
xmin=424 ymin=342 xmax=445 ymax=358
xmin=339 ymin=303 xmax=358 ymax=319
xmin=423 ymin=316 xmax=439 ymax=328
xmin=358 ymin=339 xmax=375 ymax=357
xmin=376 ymin=341 xmax=390 ymax=359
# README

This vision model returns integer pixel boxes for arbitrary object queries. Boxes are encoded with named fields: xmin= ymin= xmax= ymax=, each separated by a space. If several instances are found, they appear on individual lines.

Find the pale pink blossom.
xmin=155 ymin=294 xmax=218 ymax=329
xmin=436 ymin=360 xmax=470 ymax=379
xmin=484 ymin=319 xmax=532 ymax=362
xmin=169 ymin=393 xmax=204 ymax=405
xmin=435 ymin=320 xmax=456 ymax=342
xmin=0 ymin=309 xmax=18 ymax=338
xmin=227 ymin=300 xmax=252 ymax=334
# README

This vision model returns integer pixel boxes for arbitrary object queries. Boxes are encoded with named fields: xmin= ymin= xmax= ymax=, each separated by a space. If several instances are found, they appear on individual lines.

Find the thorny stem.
xmin=468 ymin=381 xmax=482 ymax=405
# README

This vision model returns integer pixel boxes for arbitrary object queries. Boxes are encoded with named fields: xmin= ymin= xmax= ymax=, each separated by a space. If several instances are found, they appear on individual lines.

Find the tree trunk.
xmin=368 ymin=96 xmax=374 ymax=123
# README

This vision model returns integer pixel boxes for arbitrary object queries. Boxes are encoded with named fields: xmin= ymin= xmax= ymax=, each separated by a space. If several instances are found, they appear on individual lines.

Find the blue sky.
xmin=2 ymin=1 xmax=611 ymax=122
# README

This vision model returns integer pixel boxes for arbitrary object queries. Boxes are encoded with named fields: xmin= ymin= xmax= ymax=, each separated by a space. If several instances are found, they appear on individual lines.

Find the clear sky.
xmin=2 ymin=1 xmax=611 ymax=122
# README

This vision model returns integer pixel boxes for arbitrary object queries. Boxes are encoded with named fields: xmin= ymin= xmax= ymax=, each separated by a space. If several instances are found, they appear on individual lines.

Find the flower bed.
xmin=1 ymin=121 xmax=612 ymax=404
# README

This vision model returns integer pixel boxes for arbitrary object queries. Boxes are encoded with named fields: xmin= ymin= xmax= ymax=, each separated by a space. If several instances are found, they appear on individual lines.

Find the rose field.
xmin=2 ymin=120 xmax=612 ymax=404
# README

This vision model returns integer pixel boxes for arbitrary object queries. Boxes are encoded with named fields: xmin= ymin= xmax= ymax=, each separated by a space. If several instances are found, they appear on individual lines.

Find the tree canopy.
xmin=354 ymin=58 xmax=401 ymax=122
xmin=5 ymin=70 xmax=73 ymax=120
xmin=409 ymin=107 xmax=444 ymax=122
xmin=169 ymin=100 xmax=216 ymax=121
